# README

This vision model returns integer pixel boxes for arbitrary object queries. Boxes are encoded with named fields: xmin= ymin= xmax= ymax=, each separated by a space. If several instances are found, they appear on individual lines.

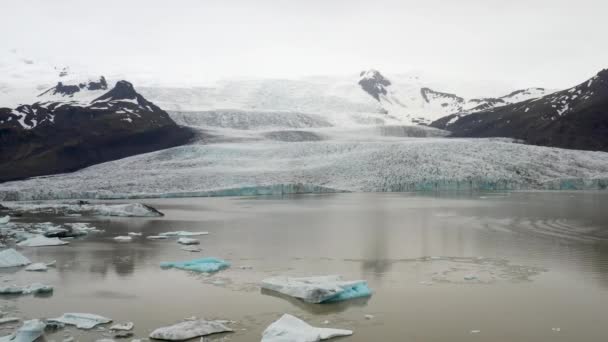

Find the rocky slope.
xmin=0 ymin=78 xmax=195 ymax=182
xmin=431 ymin=69 xmax=608 ymax=152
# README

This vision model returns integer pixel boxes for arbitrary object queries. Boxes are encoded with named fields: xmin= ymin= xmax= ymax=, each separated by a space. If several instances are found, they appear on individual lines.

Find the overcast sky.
xmin=2 ymin=0 xmax=607 ymax=89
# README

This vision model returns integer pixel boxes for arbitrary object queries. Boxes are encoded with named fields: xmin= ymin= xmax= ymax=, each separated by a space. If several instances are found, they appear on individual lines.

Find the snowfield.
xmin=1 ymin=126 xmax=607 ymax=200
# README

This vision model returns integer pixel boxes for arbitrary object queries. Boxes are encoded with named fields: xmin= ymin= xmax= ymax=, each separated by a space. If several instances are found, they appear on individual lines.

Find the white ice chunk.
xmin=127 ymin=232 xmax=142 ymax=236
xmin=0 ymin=283 xmax=53 ymax=295
xmin=181 ymin=246 xmax=202 ymax=252
xmin=0 ymin=317 xmax=19 ymax=325
xmin=261 ymin=275 xmax=371 ymax=303
xmin=48 ymin=313 xmax=112 ymax=329
xmin=0 ymin=249 xmax=31 ymax=268
xmin=262 ymin=314 xmax=353 ymax=342
xmin=113 ymin=236 xmax=132 ymax=242
xmin=146 ymin=236 xmax=169 ymax=240
xmin=176 ymin=238 xmax=199 ymax=245
xmin=24 ymin=263 xmax=47 ymax=272
xmin=17 ymin=235 xmax=68 ymax=247
xmin=0 ymin=319 xmax=45 ymax=342
xmin=0 ymin=216 xmax=9 ymax=225
xmin=149 ymin=320 xmax=232 ymax=341
xmin=110 ymin=322 xmax=134 ymax=331
xmin=159 ymin=231 xmax=209 ymax=237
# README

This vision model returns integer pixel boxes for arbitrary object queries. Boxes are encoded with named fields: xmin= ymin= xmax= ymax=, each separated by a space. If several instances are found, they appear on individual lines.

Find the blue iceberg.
xmin=160 ymin=257 xmax=230 ymax=273
xmin=323 ymin=282 xmax=372 ymax=303
xmin=261 ymin=275 xmax=372 ymax=304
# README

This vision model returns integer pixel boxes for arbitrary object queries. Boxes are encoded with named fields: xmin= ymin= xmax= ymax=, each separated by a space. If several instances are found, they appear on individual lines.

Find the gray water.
xmin=2 ymin=192 xmax=608 ymax=341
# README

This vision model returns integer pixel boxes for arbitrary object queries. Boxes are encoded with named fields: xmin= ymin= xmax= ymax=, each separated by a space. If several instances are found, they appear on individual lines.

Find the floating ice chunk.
xmin=0 ymin=317 xmax=19 ymax=325
xmin=24 ymin=263 xmax=47 ymax=272
xmin=94 ymin=203 xmax=163 ymax=217
xmin=0 ymin=249 xmax=31 ymax=268
xmin=146 ymin=236 xmax=169 ymax=240
xmin=113 ymin=236 xmax=132 ymax=242
xmin=0 ymin=283 xmax=53 ymax=295
xmin=159 ymin=231 xmax=209 ymax=237
xmin=2 ymin=203 xmax=162 ymax=218
xmin=0 ymin=319 xmax=45 ymax=342
xmin=262 ymin=314 xmax=352 ymax=342
xmin=464 ymin=275 xmax=477 ymax=281
xmin=127 ymin=232 xmax=142 ymax=236
xmin=110 ymin=322 xmax=134 ymax=331
xmin=48 ymin=313 xmax=112 ymax=329
xmin=148 ymin=319 xmax=232 ymax=341
xmin=17 ymin=235 xmax=69 ymax=247
xmin=160 ymin=257 xmax=230 ymax=273
xmin=66 ymin=223 xmax=103 ymax=235
xmin=181 ymin=246 xmax=202 ymax=252
xmin=261 ymin=275 xmax=372 ymax=304
xmin=0 ymin=216 xmax=9 ymax=225
xmin=470 ymin=330 xmax=481 ymax=334
xmin=364 ymin=314 xmax=374 ymax=320
xmin=177 ymin=238 xmax=199 ymax=245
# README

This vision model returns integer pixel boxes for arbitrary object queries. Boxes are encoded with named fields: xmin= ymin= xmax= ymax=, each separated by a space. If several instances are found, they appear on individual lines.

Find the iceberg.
xmin=0 ymin=202 xmax=163 ymax=217
xmin=146 ymin=235 xmax=169 ymax=240
xmin=261 ymin=275 xmax=372 ymax=304
xmin=262 ymin=314 xmax=352 ymax=342
xmin=0 ymin=216 xmax=9 ymax=225
xmin=160 ymin=257 xmax=230 ymax=273
xmin=0 ymin=249 xmax=31 ymax=268
xmin=113 ymin=236 xmax=133 ymax=242
xmin=0 ymin=319 xmax=46 ymax=342
xmin=48 ymin=313 xmax=112 ymax=329
xmin=159 ymin=231 xmax=209 ymax=237
xmin=24 ymin=263 xmax=47 ymax=272
xmin=177 ymin=237 xmax=199 ymax=245
xmin=0 ymin=283 xmax=53 ymax=295
xmin=149 ymin=319 xmax=232 ymax=341
xmin=110 ymin=322 xmax=134 ymax=331
xmin=127 ymin=232 xmax=142 ymax=236
xmin=17 ymin=235 xmax=68 ymax=247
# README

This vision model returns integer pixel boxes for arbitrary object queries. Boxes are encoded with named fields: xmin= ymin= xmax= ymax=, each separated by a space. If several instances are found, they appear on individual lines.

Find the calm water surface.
xmin=3 ymin=192 xmax=608 ymax=341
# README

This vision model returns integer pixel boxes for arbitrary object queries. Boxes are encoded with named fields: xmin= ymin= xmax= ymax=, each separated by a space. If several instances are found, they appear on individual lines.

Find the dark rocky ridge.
xmin=431 ymin=69 xmax=608 ymax=152
xmin=0 ymin=80 xmax=195 ymax=182
xmin=358 ymin=70 xmax=391 ymax=101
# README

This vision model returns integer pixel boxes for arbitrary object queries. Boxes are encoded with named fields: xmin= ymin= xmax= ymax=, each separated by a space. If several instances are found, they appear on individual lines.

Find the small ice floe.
xmin=24 ymin=263 xmax=48 ymax=272
xmin=127 ymin=232 xmax=142 ymax=237
xmin=239 ymin=265 xmax=253 ymax=270
xmin=110 ymin=322 xmax=134 ymax=331
xmin=0 ymin=249 xmax=31 ymax=268
xmin=470 ymin=330 xmax=481 ymax=334
xmin=364 ymin=314 xmax=374 ymax=320
xmin=552 ymin=327 xmax=561 ymax=332
xmin=17 ymin=235 xmax=69 ymax=247
xmin=149 ymin=319 xmax=232 ymax=341
xmin=0 ymin=283 xmax=53 ymax=295
xmin=176 ymin=238 xmax=199 ymax=245
xmin=160 ymin=257 xmax=230 ymax=273
xmin=180 ymin=246 xmax=202 ymax=253
xmin=159 ymin=231 xmax=209 ymax=237
xmin=0 ymin=317 xmax=19 ymax=325
xmin=0 ymin=216 xmax=10 ymax=225
xmin=262 ymin=314 xmax=352 ymax=342
xmin=4 ymin=202 xmax=163 ymax=218
xmin=113 ymin=236 xmax=133 ymax=242
xmin=464 ymin=275 xmax=477 ymax=281
xmin=146 ymin=236 xmax=169 ymax=240
xmin=0 ymin=319 xmax=45 ymax=342
xmin=48 ymin=313 xmax=112 ymax=329
xmin=113 ymin=331 xmax=133 ymax=338
xmin=419 ymin=281 xmax=434 ymax=286
xmin=261 ymin=275 xmax=372 ymax=304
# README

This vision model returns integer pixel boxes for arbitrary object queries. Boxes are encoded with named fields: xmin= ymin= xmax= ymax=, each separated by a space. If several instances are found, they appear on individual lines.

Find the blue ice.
xmin=160 ymin=257 xmax=230 ymax=273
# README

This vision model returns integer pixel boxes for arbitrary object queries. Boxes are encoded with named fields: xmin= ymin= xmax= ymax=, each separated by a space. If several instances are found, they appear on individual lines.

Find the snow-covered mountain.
xmin=0 ymin=79 xmax=194 ymax=182
xmin=431 ymin=69 xmax=608 ymax=152
xmin=357 ymin=69 xmax=551 ymax=124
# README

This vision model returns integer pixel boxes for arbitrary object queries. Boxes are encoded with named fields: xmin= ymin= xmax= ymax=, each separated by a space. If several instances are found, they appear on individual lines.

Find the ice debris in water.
xmin=110 ymin=322 xmax=134 ymax=331
xmin=261 ymin=275 xmax=372 ymax=303
xmin=24 ymin=263 xmax=47 ymax=272
xmin=177 ymin=237 xmax=199 ymax=245
xmin=48 ymin=313 xmax=112 ymax=329
xmin=0 ymin=249 xmax=30 ymax=268
xmin=159 ymin=231 xmax=209 ymax=237
xmin=0 ymin=319 xmax=45 ymax=342
xmin=0 ymin=216 xmax=9 ymax=225
xmin=160 ymin=257 xmax=230 ymax=273
xmin=127 ymin=232 xmax=142 ymax=236
xmin=146 ymin=235 xmax=169 ymax=240
xmin=262 ymin=314 xmax=353 ymax=342
xmin=0 ymin=317 xmax=20 ymax=325
xmin=181 ymin=246 xmax=202 ymax=252
xmin=113 ymin=236 xmax=132 ymax=242
xmin=17 ymin=235 xmax=68 ymax=247
xmin=0 ymin=283 xmax=53 ymax=295
xmin=1 ymin=202 xmax=162 ymax=218
xmin=148 ymin=319 xmax=232 ymax=341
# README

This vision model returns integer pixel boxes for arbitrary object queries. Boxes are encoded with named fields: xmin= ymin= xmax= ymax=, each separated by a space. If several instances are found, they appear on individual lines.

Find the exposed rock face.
xmin=431 ymin=69 xmax=608 ymax=152
xmin=358 ymin=69 xmax=391 ymax=101
xmin=0 ymin=79 xmax=195 ymax=182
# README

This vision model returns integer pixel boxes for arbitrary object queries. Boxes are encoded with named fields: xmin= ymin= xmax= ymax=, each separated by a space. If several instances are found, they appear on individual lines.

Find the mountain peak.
xmin=93 ymin=80 xmax=138 ymax=102
xmin=38 ymin=76 xmax=108 ymax=98
xmin=358 ymin=69 xmax=391 ymax=101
